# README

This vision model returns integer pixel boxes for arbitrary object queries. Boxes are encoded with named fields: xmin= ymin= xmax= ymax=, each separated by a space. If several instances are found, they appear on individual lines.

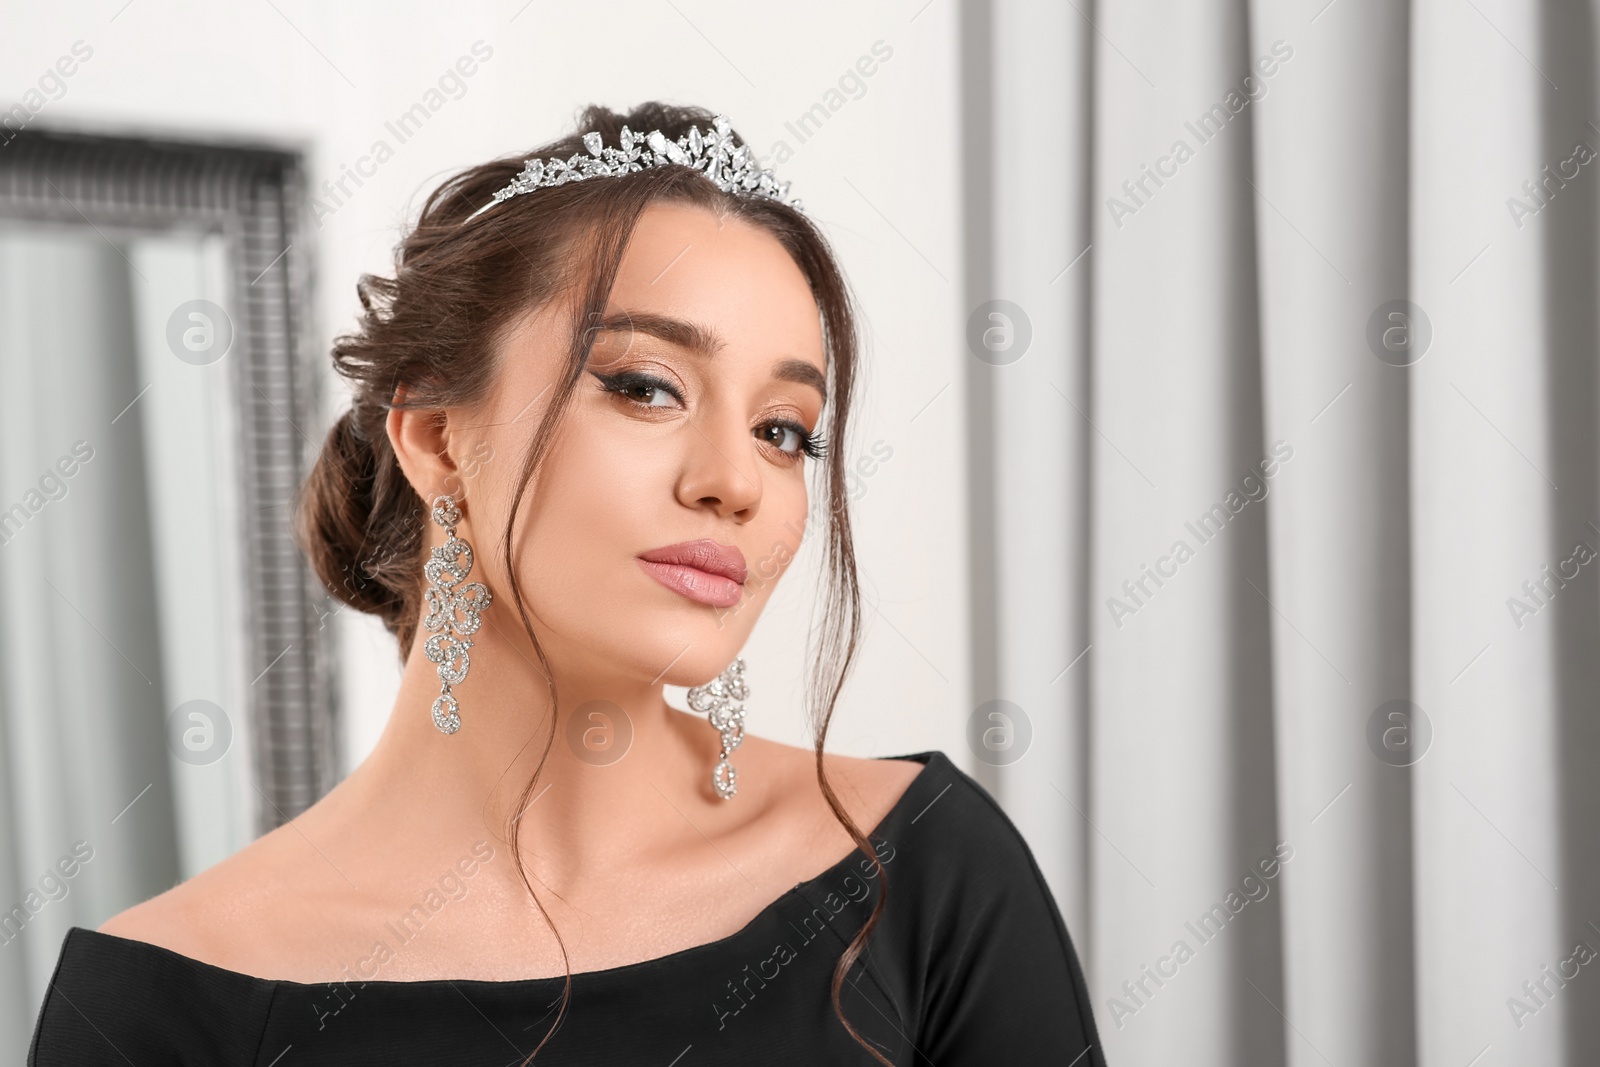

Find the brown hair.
xmin=293 ymin=102 xmax=896 ymax=1063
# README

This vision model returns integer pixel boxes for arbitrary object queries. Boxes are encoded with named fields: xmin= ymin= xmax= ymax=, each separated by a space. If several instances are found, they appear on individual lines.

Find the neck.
xmin=328 ymin=613 xmax=727 ymax=891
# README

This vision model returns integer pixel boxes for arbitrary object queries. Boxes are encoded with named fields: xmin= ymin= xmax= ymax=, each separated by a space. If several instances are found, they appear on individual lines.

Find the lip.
xmin=637 ymin=539 xmax=748 ymax=609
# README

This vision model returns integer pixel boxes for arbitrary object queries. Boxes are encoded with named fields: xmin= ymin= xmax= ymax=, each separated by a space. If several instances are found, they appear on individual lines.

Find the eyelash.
xmin=592 ymin=370 xmax=828 ymax=462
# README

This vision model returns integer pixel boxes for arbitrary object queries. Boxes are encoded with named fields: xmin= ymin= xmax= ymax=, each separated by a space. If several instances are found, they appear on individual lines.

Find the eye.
xmin=756 ymin=420 xmax=828 ymax=461
xmin=595 ymin=369 xmax=827 ymax=462
xmin=592 ymin=370 xmax=684 ymax=409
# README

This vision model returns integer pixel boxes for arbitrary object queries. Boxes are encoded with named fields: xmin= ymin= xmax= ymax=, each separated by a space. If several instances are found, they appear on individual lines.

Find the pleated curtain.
xmin=980 ymin=1 xmax=1600 ymax=1064
xmin=0 ymin=232 xmax=183 ymax=1045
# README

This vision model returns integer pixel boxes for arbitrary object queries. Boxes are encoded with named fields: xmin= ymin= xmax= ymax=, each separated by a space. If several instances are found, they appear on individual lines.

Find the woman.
xmin=29 ymin=102 xmax=1104 ymax=1065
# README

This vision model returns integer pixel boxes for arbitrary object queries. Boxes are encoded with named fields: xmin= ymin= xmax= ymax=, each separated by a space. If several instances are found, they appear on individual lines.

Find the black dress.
xmin=28 ymin=750 xmax=1106 ymax=1065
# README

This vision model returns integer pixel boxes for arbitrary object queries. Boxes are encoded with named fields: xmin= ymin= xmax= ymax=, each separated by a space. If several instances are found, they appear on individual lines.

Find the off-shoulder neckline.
xmin=65 ymin=749 xmax=947 ymax=992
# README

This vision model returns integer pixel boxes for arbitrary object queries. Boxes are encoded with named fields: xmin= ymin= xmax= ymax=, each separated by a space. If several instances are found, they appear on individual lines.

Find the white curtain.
xmin=986 ymin=1 xmax=1600 ymax=1064
xmin=0 ymin=229 xmax=180 ymax=1047
xmin=0 ymin=225 xmax=255 ymax=1057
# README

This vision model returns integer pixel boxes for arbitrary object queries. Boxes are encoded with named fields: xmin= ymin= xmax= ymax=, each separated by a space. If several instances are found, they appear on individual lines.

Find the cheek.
xmin=540 ymin=418 xmax=652 ymax=520
xmin=493 ymin=403 xmax=816 ymax=645
xmin=747 ymin=481 xmax=811 ymax=584
xmin=507 ymin=418 xmax=670 ymax=612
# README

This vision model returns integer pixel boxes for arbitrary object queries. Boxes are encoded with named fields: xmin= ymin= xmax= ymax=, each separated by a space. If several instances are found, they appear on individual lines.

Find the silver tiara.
xmin=464 ymin=113 xmax=802 ymax=223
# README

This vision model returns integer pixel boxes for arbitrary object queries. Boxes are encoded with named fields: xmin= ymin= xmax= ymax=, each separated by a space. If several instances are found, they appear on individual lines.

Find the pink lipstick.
xmin=637 ymin=539 xmax=748 ymax=609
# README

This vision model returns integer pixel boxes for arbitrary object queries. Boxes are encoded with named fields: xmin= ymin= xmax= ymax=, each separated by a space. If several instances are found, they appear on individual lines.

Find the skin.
xmin=100 ymin=201 xmax=923 ymax=982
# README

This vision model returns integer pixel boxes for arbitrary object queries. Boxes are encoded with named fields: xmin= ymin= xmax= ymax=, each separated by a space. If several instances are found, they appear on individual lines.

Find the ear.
xmin=386 ymin=383 xmax=467 ymax=505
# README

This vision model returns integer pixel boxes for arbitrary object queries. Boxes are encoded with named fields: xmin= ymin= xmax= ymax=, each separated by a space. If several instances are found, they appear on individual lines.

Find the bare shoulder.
xmin=97 ymin=884 xmax=210 ymax=960
xmin=741 ymin=735 xmax=926 ymax=839
xmin=95 ymin=824 xmax=311 ymax=969
xmin=818 ymin=747 xmax=927 ymax=825
xmin=97 ymin=845 xmax=279 ymax=951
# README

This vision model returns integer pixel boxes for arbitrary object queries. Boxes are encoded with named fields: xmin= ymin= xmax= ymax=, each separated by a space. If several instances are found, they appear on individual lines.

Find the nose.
xmin=675 ymin=412 xmax=761 ymax=520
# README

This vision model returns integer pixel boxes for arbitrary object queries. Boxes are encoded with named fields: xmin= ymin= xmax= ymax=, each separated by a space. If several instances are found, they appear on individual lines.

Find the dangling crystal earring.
xmin=421 ymin=494 xmax=492 ymax=734
xmin=687 ymin=657 xmax=749 ymax=799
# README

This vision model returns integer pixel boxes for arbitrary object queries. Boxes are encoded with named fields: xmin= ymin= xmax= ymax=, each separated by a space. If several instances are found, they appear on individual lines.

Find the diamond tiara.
xmin=464 ymin=113 xmax=802 ymax=223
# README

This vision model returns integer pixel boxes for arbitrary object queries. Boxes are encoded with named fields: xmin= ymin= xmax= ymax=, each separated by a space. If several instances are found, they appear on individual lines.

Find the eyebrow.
xmin=593 ymin=310 xmax=828 ymax=404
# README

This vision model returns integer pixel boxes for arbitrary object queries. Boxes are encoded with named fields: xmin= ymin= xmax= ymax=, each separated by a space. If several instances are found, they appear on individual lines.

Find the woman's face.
xmin=456 ymin=200 xmax=828 ymax=689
